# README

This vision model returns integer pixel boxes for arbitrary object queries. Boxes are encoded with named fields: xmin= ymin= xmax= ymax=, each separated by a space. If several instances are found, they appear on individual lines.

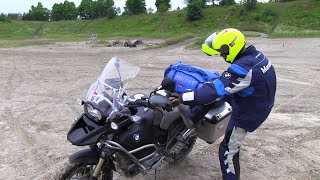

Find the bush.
xmin=254 ymin=14 xmax=261 ymax=21
xmin=262 ymin=7 xmax=277 ymax=22
xmin=0 ymin=15 xmax=11 ymax=22
xmin=263 ymin=7 xmax=277 ymax=17
xmin=244 ymin=0 xmax=257 ymax=11
xmin=187 ymin=1 xmax=203 ymax=21
xmin=239 ymin=8 xmax=245 ymax=16
xmin=158 ymin=3 xmax=169 ymax=13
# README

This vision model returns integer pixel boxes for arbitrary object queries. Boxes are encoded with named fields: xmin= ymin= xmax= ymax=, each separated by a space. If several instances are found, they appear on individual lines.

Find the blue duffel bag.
xmin=164 ymin=62 xmax=220 ymax=93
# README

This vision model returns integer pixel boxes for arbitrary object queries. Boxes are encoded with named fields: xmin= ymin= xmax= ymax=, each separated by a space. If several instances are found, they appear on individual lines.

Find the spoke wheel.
xmin=53 ymin=162 xmax=113 ymax=180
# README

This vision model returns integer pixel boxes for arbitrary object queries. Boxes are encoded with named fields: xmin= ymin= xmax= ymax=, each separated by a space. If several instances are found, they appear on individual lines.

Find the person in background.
xmin=179 ymin=28 xmax=277 ymax=180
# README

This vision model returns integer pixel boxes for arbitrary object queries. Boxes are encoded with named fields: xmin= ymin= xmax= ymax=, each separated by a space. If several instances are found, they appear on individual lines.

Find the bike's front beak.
xmin=67 ymin=114 xmax=114 ymax=146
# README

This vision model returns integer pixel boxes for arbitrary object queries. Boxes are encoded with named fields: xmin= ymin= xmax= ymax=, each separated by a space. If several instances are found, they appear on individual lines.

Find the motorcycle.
xmin=54 ymin=57 xmax=232 ymax=180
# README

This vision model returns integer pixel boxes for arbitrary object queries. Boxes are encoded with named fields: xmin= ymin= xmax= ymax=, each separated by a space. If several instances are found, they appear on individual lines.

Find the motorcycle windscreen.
xmin=86 ymin=57 xmax=140 ymax=101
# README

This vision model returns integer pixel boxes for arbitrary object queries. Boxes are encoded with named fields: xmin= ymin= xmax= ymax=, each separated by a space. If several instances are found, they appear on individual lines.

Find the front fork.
xmin=92 ymin=158 xmax=105 ymax=178
xmin=92 ymin=145 xmax=115 ymax=179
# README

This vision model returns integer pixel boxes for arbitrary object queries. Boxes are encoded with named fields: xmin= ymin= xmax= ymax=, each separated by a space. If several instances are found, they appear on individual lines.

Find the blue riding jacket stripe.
xmin=181 ymin=45 xmax=277 ymax=132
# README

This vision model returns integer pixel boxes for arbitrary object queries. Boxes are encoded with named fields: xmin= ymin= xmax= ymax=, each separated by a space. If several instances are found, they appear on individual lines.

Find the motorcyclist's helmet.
xmin=202 ymin=28 xmax=246 ymax=63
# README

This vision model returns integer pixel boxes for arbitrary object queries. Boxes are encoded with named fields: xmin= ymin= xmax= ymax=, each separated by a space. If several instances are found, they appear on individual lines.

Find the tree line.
xmin=0 ymin=0 xmax=296 ymax=22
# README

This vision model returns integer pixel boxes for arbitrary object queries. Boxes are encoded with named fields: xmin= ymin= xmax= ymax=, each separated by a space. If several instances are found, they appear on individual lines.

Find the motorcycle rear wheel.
xmin=165 ymin=136 xmax=197 ymax=164
xmin=53 ymin=162 xmax=113 ymax=180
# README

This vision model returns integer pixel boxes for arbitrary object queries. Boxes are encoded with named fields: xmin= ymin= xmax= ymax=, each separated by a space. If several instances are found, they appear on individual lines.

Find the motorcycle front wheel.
xmin=53 ymin=162 xmax=113 ymax=180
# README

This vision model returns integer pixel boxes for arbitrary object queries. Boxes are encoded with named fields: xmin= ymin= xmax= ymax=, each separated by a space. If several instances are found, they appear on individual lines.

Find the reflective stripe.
xmin=225 ymin=69 xmax=253 ymax=94
xmin=255 ymin=52 xmax=261 ymax=58
xmin=213 ymin=79 xmax=232 ymax=98
xmin=237 ymin=86 xmax=255 ymax=97
xmin=225 ymin=127 xmax=247 ymax=174
xmin=182 ymin=91 xmax=195 ymax=101
xmin=229 ymin=64 xmax=248 ymax=76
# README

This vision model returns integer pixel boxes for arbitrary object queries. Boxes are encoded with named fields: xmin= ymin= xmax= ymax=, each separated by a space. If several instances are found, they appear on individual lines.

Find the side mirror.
xmin=76 ymin=99 xmax=84 ymax=105
xmin=161 ymin=78 xmax=175 ymax=92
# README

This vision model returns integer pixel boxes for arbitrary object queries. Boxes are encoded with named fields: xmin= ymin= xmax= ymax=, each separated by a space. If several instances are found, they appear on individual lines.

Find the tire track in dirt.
xmin=270 ymin=3 xmax=285 ymax=34
xmin=257 ymin=123 xmax=320 ymax=172
xmin=272 ymin=71 xmax=319 ymax=113
xmin=79 ymin=20 xmax=92 ymax=31
xmin=33 ymin=23 xmax=47 ymax=39
xmin=7 ymin=61 xmax=45 ymax=171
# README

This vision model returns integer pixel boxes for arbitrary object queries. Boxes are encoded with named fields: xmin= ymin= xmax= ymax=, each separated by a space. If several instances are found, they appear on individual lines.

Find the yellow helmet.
xmin=202 ymin=28 xmax=246 ymax=63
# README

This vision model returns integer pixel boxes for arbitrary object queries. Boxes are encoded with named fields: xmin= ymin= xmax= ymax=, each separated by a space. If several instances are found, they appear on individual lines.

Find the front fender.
xmin=69 ymin=149 xmax=116 ymax=171
xmin=69 ymin=149 xmax=99 ymax=164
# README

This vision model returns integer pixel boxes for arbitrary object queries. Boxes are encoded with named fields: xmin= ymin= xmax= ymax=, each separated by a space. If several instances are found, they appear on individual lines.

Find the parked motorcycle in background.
xmin=53 ymin=57 xmax=232 ymax=180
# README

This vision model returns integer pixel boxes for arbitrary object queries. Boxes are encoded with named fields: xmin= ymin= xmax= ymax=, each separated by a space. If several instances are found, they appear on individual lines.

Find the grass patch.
xmin=0 ymin=39 xmax=56 ymax=48
xmin=0 ymin=0 xmax=319 ymax=48
xmin=0 ymin=21 xmax=44 ymax=40
xmin=269 ymin=30 xmax=320 ymax=38
xmin=0 ymin=37 xmax=90 ymax=48
xmin=272 ymin=0 xmax=320 ymax=37
xmin=146 ymin=34 xmax=194 ymax=49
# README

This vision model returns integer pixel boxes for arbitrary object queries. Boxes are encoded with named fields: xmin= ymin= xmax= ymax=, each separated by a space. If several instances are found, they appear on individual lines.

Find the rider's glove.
xmin=171 ymin=98 xmax=181 ymax=107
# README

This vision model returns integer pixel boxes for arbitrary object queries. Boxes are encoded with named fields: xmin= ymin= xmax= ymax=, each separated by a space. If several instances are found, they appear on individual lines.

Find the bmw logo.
xmin=133 ymin=134 xmax=140 ymax=142
xmin=223 ymin=72 xmax=231 ymax=79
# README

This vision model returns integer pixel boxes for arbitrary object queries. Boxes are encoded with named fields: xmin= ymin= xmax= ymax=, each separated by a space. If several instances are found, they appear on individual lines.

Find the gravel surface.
xmin=0 ymin=37 xmax=319 ymax=180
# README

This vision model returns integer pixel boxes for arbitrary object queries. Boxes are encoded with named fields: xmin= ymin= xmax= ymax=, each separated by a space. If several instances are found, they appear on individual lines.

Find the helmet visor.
xmin=202 ymin=32 xmax=221 ymax=55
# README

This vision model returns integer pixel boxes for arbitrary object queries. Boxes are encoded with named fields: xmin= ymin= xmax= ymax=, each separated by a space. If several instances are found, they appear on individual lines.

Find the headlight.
xmin=110 ymin=122 xmax=119 ymax=130
xmin=109 ymin=114 xmax=132 ymax=130
xmin=86 ymin=103 xmax=102 ymax=120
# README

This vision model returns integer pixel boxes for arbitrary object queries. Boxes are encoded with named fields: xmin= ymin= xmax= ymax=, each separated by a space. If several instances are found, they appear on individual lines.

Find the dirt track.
xmin=0 ymin=37 xmax=319 ymax=180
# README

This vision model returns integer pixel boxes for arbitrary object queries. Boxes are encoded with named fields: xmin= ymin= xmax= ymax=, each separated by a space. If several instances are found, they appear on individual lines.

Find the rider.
xmin=179 ymin=28 xmax=277 ymax=179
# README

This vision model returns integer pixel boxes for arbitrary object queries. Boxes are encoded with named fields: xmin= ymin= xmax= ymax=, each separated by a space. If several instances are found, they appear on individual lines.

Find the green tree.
xmin=187 ymin=0 xmax=203 ymax=21
xmin=269 ymin=0 xmax=296 ymax=1
xmin=155 ymin=0 xmax=171 ymax=12
xmin=244 ymin=0 xmax=257 ymax=10
xmin=78 ymin=0 xmax=95 ymax=19
xmin=124 ymin=0 xmax=147 ymax=15
xmin=23 ymin=2 xmax=50 ymax=21
xmin=96 ymin=0 xmax=107 ymax=17
xmin=219 ymin=0 xmax=236 ymax=6
xmin=63 ymin=1 xmax=78 ymax=20
xmin=157 ymin=3 xmax=170 ymax=12
xmin=106 ymin=7 xmax=116 ymax=18
xmin=95 ymin=0 xmax=107 ymax=17
xmin=51 ymin=3 xmax=64 ymax=20
xmin=185 ymin=0 xmax=208 ymax=8
xmin=95 ymin=0 xmax=116 ymax=18
xmin=0 ymin=14 xmax=11 ymax=22
xmin=51 ymin=1 xmax=77 ymax=21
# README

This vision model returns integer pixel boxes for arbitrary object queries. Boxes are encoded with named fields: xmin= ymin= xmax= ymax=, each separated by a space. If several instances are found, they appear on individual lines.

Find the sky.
xmin=0 ymin=0 xmax=188 ymax=14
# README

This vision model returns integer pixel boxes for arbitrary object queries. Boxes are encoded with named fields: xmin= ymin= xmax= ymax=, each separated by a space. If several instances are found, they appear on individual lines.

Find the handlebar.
xmin=133 ymin=99 xmax=150 ymax=107
xmin=126 ymin=91 xmax=181 ymax=110
xmin=125 ymin=99 xmax=151 ymax=108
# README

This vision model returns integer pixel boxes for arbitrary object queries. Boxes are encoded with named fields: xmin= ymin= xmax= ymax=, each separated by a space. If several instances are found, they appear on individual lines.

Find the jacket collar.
xmin=232 ymin=45 xmax=255 ymax=63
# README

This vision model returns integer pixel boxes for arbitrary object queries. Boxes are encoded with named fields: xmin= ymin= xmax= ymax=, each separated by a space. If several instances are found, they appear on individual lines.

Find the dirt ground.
xmin=0 ymin=37 xmax=319 ymax=180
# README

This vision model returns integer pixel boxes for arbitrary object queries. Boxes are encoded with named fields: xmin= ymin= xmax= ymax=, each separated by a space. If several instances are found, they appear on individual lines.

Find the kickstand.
xmin=154 ymin=168 xmax=158 ymax=180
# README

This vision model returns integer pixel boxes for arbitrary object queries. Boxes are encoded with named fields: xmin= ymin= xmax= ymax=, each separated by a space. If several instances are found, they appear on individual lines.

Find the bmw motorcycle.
xmin=54 ymin=57 xmax=232 ymax=180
